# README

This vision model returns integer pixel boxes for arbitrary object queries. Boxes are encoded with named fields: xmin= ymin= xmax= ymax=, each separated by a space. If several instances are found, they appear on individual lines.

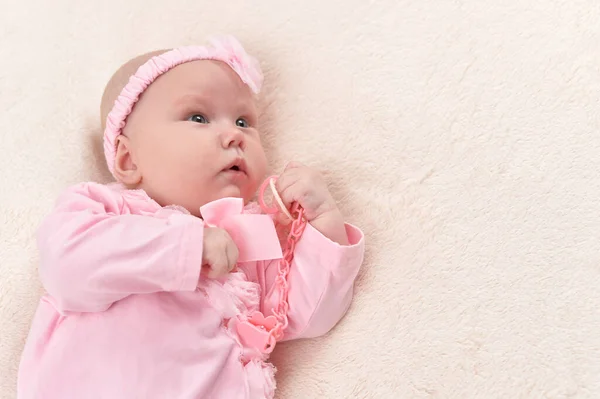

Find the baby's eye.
xmin=236 ymin=118 xmax=249 ymax=128
xmin=188 ymin=114 xmax=208 ymax=124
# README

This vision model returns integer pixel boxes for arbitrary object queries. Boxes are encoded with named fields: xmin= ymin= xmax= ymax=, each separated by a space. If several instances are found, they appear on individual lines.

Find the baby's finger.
xmin=275 ymin=168 xmax=300 ymax=199
xmin=207 ymin=261 xmax=226 ymax=279
xmin=207 ymin=249 xmax=231 ymax=278
xmin=283 ymin=161 xmax=304 ymax=171
xmin=277 ymin=179 xmax=304 ymax=210
xmin=225 ymin=241 xmax=239 ymax=272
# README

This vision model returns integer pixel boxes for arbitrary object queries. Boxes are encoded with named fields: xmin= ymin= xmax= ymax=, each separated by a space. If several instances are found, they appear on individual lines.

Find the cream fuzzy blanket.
xmin=2 ymin=1 xmax=600 ymax=398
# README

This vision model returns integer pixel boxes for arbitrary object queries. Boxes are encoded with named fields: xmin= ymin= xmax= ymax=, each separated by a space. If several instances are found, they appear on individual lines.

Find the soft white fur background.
xmin=2 ymin=1 xmax=600 ymax=398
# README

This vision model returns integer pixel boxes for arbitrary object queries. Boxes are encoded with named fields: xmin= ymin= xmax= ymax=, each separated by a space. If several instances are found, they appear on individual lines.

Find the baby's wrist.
xmin=309 ymin=208 xmax=349 ymax=246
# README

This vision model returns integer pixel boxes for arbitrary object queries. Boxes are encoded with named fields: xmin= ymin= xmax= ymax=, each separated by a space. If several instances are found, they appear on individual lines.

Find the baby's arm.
xmin=260 ymin=222 xmax=364 ymax=341
xmin=38 ymin=182 xmax=204 ymax=313
xmin=257 ymin=162 xmax=365 ymax=339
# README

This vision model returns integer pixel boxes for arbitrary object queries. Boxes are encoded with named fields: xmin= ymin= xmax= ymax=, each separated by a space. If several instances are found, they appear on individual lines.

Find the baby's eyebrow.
xmin=173 ymin=92 xmax=257 ymax=118
xmin=174 ymin=93 xmax=210 ymax=108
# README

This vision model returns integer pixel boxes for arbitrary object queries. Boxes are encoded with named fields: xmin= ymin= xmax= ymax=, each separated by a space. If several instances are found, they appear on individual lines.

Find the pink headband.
xmin=103 ymin=35 xmax=263 ymax=177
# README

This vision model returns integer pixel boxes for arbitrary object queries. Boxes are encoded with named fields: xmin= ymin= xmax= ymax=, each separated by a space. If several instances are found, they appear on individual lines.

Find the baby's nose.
xmin=221 ymin=126 xmax=245 ymax=149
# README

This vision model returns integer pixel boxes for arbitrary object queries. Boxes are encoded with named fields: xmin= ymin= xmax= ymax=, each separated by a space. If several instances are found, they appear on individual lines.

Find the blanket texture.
xmin=1 ymin=0 xmax=600 ymax=397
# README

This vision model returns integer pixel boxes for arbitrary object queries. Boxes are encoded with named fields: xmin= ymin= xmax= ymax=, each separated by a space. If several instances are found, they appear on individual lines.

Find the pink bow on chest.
xmin=200 ymin=197 xmax=283 ymax=263
xmin=200 ymin=197 xmax=285 ymax=354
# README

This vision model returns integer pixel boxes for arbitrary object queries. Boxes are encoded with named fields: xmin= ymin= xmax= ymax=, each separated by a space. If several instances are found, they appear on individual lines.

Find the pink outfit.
xmin=17 ymin=182 xmax=364 ymax=398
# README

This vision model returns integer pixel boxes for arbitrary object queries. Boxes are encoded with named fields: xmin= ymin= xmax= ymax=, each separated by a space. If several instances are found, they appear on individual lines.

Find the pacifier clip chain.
xmin=234 ymin=175 xmax=307 ymax=353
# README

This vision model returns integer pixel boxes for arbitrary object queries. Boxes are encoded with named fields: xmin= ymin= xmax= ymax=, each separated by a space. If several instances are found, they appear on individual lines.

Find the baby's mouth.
xmin=223 ymin=158 xmax=248 ymax=177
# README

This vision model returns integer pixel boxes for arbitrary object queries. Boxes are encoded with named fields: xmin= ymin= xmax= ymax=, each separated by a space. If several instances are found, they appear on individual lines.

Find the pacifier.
xmin=258 ymin=176 xmax=293 ymax=221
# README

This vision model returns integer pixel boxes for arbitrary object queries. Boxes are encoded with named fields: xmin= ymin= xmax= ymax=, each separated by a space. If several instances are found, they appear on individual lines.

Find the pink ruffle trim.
xmin=245 ymin=359 xmax=276 ymax=399
xmin=198 ymin=270 xmax=276 ymax=398
xmin=197 ymin=271 xmax=261 ymax=320
xmin=103 ymin=35 xmax=263 ymax=177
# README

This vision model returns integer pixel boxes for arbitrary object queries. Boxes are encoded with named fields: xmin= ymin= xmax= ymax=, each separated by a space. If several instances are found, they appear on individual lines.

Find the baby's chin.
xmin=181 ymin=184 xmax=258 ymax=217
xmin=219 ymin=185 xmax=244 ymax=200
xmin=221 ymin=182 xmax=259 ymax=202
xmin=205 ymin=186 xmax=254 ymax=206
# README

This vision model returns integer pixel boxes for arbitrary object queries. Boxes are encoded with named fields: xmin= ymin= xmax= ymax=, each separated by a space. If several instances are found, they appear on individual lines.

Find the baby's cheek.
xmin=254 ymin=147 xmax=268 ymax=177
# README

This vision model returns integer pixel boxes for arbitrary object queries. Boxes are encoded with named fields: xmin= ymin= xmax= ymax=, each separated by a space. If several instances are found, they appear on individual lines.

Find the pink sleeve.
xmin=259 ymin=223 xmax=364 ymax=341
xmin=38 ymin=183 xmax=204 ymax=314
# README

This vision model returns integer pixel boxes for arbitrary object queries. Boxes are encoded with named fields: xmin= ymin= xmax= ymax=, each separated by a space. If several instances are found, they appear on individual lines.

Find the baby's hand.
xmin=275 ymin=162 xmax=337 ymax=222
xmin=276 ymin=162 xmax=349 ymax=245
xmin=202 ymin=227 xmax=239 ymax=279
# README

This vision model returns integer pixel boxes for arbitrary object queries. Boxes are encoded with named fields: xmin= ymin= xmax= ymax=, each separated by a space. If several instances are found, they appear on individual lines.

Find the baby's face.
xmin=121 ymin=60 xmax=267 ymax=216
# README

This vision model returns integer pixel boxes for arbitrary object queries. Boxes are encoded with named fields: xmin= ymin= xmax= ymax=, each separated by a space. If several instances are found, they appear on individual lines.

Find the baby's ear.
xmin=113 ymin=135 xmax=142 ymax=186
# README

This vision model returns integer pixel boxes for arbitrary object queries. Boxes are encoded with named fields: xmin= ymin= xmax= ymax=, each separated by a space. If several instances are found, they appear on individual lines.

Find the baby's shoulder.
xmin=54 ymin=182 xmax=159 ymax=215
xmin=57 ymin=181 xmax=121 ymax=202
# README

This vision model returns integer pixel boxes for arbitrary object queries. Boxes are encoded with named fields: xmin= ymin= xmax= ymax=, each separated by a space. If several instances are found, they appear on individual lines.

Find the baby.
xmin=17 ymin=36 xmax=364 ymax=399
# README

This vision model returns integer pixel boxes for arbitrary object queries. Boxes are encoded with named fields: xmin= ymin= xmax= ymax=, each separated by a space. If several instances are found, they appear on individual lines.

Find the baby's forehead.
xmin=144 ymin=60 xmax=255 ymax=100
xmin=158 ymin=60 xmax=246 ymax=85
xmin=101 ymin=48 xmax=258 ymax=130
